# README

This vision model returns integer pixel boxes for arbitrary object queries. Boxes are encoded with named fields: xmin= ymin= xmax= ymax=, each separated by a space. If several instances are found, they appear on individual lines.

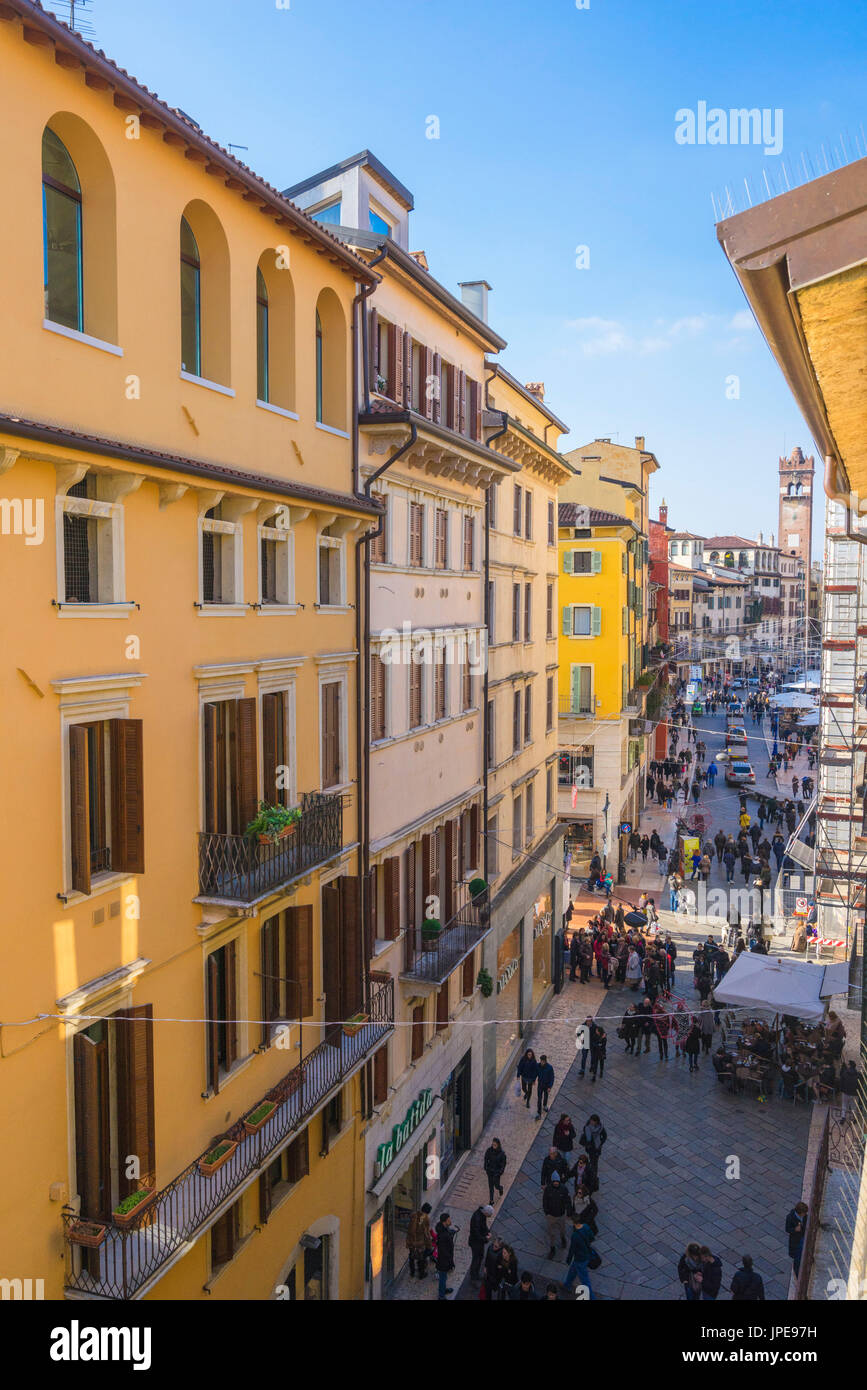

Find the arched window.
xmin=738 ymin=551 xmax=748 ymax=568
xmin=724 ymin=550 xmax=734 ymax=568
xmin=314 ymin=289 xmax=347 ymax=430
xmin=180 ymin=216 xmax=201 ymax=376
xmin=315 ymin=309 xmax=324 ymax=422
xmin=709 ymin=550 xmax=719 ymax=564
xmin=42 ymin=128 xmax=82 ymax=331
xmin=256 ymin=267 xmax=269 ymax=402
xmin=787 ymin=481 xmax=795 ymax=496
xmin=795 ymin=482 xmax=803 ymax=496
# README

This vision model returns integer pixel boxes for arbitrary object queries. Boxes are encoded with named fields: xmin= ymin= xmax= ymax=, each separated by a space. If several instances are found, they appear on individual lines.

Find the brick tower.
xmin=778 ymin=446 xmax=814 ymax=607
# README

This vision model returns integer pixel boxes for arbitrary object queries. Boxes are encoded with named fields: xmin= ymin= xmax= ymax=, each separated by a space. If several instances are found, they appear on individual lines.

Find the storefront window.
xmin=565 ymin=822 xmax=594 ymax=876
xmin=531 ymin=889 xmax=553 ymax=1014
xmin=495 ymin=926 xmax=522 ymax=1077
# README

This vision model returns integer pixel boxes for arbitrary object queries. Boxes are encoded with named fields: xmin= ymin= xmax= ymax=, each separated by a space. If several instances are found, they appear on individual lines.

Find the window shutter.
xmin=369 ymin=306 xmax=379 ymax=379
xmin=203 ymin=702 xmax=219 ymax=834
xmin=570 ymin=666 xmax=582 ymax=713
xmin=340 ymin=876 xmax=363 ymax=1017
xmin=388 ymin=324 xmax=403 ymax=401
xmin=69 ymin=723 xmax=91 ymax=896
xmin=450 ymin=818 xmax=460 ymax=916
xmin=513 ymin=484 xmax=522 ymax=534
xmin=592 ymin=606 xmax=602 ymax=636
xmin=73 ymin=1029 xmax=104 ymax=1219
xmin=421 ymin=834 xmax=433 ymax=915
xmin=259 ymin=1171 xmax=272 ymax=1225
xmin=562 ymin=605 xmax=572 ymax=636
xmin=473 ymin=379 xmax=483 ymax=440
xmin=383 ymin=856 xmax=401 ymax=940
xmin=591 ymin=550 xmax=602 ymax=574
xmin=261 ymin=915 xmax=279 ymax=1044
xmin=421 ymin=346 xmax=433 ymax=419
xmin=431 ymin=352 xmax=442 ymax=424
xmin=366 ymin=865 xmax=378 ymax=960
xmin=411 ymin=1003 xmax=425 ymax=1061
xmin=116 ymin=1003 xmax=155 ymax=1196
xmin=109 ymin=719 xmax=145 ymax=874
xmin=224 ymin=939 xmax=238 ymax=1068
xmin=404 ymin=843 xmax=416 ymax=966
xmin=322 ymin=682 xmax=341 ymax=788
xmin=436 ymin=982 xmax=449 ymax=1032
xmin=211 ymin=1208 xmax=235 ymax=1269
xmin=235 ymin=697 xmax=258 ymax=830
xmin=462 ymin=951 xmax=475 ymax=998
xmin=403 ymin=332 xmax=413 ymax=407
xmin=622 ymin=608 xmax=629 ymax=635
xmin=290 ymin=904 xmax=314 ymax=1016
xmin=321 ymin=881 xmax=343 ymax=1042
xmin=288 ymin=1128 xmax=309 ymax=1183
xmin=373 ymin=1043 xmax=389 ymax=1106
xmin=563 ymin=550 xmax=573 ymax=574
xmin=206 ymin=953 xmax=220 ymax=1095
xmin=469 ymin=803 xmax=479 ymax=871
xmin=458 ymin=370 xmax=467 ymax=433
xmin=261 ymin=692 xmax=282 ymax=805
xmin=452 ymin=368 xmax=462 ymax=433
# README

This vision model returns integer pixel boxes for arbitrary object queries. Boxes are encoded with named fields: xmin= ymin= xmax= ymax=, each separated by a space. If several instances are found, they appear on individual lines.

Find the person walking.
xmin=684 ymin=1019 xmax=702 ymax=1072
xmin=635 ymin=995 xmax=653 ymax=1053
xmin=468 ymin=1203 xmax=493 ymax=1282
xmin=482 ymin=1236 xmax=505 ymax=1301
xmin=542 ymin=1173 xmax=573 ymax=1258
xmin=516 ymin=1048 xmax=539 ymax=1109
xmin=626 ymin=946 xmax=643 ymax=992
xmin=483 ymin=1138 xmax=507 ymax=1203
xmin=730 ymin=1254 xmax=765 ymax=1301
xmin=507 ymin=1270 xmax=539 ymax=1300
xmin=553 ymin=1113 xmax=577 ymax=1154
xmin=564 ymin=1216 xmax=596 ymax=1299
xmin=580 ymin=1114 xmax=607 ymax=1176
xmin=620 ymin=1003 xmax=639 ymax=1055
xmin=785 ymin=1202 xmax=809 ymax=1277
xmin=541 ymin=1145 xmax=570 ymax=1187
xmin=677 ymin=1242 xmax=704 ymax=1301
xmin=434 ymin=1213 xmax=456 ymax=1300
xmin=699 ymin=1246 xmax=723 ymax=1301
xmin=700 ymin=1005 xmax=715 ymax=1054
xmin=536 ymin=1054 xmax=555 ymax=1119
xmin=406 ymin=1203 xmax=433 ymax=1279
xmin=589 ymin=1026 xmax=607 ymax=1082
xmin=653 ymin=998 xmax=670 ymax=1059
xmin=577 ymin=1016 xmax=599 ymax=1077
xmin=714 ymin=829 xmax=727 ymax=864
xmin=569 ymin=931 xmax=580 ymax=982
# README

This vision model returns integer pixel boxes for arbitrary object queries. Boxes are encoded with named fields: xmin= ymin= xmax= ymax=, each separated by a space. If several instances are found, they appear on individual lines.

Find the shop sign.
xmin=497 ymin=957 xmax=520 ymax=993
xmin=375 ymin=1089 xmax=433 ymax=1173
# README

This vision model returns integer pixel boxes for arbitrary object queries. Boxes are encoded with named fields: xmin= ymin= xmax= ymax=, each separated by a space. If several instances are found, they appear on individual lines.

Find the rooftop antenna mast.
xmin=50 ymin=0 xmax=96 ymax=39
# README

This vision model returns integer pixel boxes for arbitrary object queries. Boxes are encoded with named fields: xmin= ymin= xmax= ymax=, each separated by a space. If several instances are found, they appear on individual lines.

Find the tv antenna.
xmin=49 ymin=0 xmax=96 ymax=39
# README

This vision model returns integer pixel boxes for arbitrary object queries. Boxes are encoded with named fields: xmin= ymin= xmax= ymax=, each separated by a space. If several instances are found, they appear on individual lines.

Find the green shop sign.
xmin=376 ymin=1088 xmax=434 ymax=1173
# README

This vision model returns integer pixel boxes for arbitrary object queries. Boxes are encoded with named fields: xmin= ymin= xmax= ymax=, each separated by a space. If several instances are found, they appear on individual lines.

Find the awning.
xmin=714 ymin=952 xmax=848 ymax=1022
xmin=367 ymin=1096 xmax=443 ymax=1200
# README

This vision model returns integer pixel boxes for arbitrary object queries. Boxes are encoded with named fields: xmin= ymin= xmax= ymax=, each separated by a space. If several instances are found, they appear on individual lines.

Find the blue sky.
xmin=61 ymin=0 xmax=867 ymax=548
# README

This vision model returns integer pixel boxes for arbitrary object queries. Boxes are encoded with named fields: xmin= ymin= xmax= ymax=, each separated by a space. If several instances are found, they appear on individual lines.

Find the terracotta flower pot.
xmin=68 ymin=1220 xmax=107 ymax=1249
xmin=198 ymin=1139 xmax=238 ymax=1178
xmin=343 ymin=1014 xmax=369 ymax=1038
xmin=112 ymin=1188 xmax=157 ymax=1229
xmin=243 ymin=1101 xmax=277 ymax=1135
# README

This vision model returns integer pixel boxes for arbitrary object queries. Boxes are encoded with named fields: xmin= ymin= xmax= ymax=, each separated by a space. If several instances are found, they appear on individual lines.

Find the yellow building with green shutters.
xmin=557 ymin=504 xmax=647 ymax=879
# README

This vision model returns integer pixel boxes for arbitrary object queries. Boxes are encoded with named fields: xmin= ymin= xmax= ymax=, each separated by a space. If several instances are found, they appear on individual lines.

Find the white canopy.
xmin=770 ymin=692 xmax=818 ymax=709
xmin=714 ymin=952 xmax=847 ymax=1022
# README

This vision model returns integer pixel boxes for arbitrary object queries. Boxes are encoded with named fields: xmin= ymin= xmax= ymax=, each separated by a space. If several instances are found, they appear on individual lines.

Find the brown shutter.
xmin=109 ymin=719 xmax=144 ymax=874
xmin=259 ymin=1170 xmax=272 ymax=1224
xmin=206 ymin=953 xmax=220 ymax=1095
xmin=403 ymin=332 xmax=413 ymax=408
xmin=211 ymin=1208 xmax=235 ymax=1268
xmin=369 ymin=306 xmax=379 ymax=379
xmin=431 ymin=352 xmax=442 ymax=424
xmin=421 ymin=346 xmax=433 ymax=419
xmin=473 ymin=379 xmax=482 ymax=440
xmin=69 ymin=724 xmax=91 ymax=896
xmin=203 ymin=702 xmax=218 ymax=834
xmin=469 ymin=804 xmax=480 ymax=872
xmin=421 ymin=833 xmax=433 ymax=918
xmin=261 ymin=692 xmax=282 ymax=806
xmin=116 ymin=1003 xmax=155 ymax=1195
xmin=321 ymin=881 xmax=342 ymax=1042
xmin=462 ymin=951 xmax=475 ymax=998
xmin=452 ymin=367 xmax=461 ymax=433
xmin=404 ymin=843 xmax=416 ymax=966
xmin=388 ymin=323 xmax=403 ymax=401
xmin=458 ymin=369 xmax=467 ymax=434
xmin=373 ymin=1043 xmax=389 ymax=1105
xmin=322 ymin=682 xmax=341 ymax=789
xmin=383 ymin=856 xmax=401 ymax=940
xmin=288 ymin=1128 xmax=309 ymax=1183
xmin=73 ymin=1029 xmax=105 ymax=1219
xmin=261 ymin=915 xmax=279 ymax=1043
xmin=340 ymin=876 xmax=363 ymax=1017
xmin=235 ymin=697 xmax=258 ymax=829
xmin=436 ymin=981 xmax=449 ymax=1032
xmin=225 ymin=940 xmax=238 ymax=1067
xmin=370 ymin=653 xmax=384 ymax=742
xmin=289 ymin=904 xmax=313 ymax=1016
xmin=411 ymin=1003 xmax=425 ymax=1061
xmin=367 ymin=865 xmax=378 ymax=957
xmin=443 ymin=820 xmax=456 ymax=923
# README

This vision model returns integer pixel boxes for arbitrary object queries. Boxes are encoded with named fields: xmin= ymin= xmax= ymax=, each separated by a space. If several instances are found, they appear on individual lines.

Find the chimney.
xmin=635 ymin=435 xmax=645 ymax=452
xmin=409 ymin=250 xmax=429 ymax=270
xmin=525 ymin=382 xmax=545 ymax=403
xmin=658 ymin=499 xmax=668 ymax=526
xmin=458 ymin=280 xmax=491 ymax=323
xmin=757 ymin=531 xmax=763 ymax=545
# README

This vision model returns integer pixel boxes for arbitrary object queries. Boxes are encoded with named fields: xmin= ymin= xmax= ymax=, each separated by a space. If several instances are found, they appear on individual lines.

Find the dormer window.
xmin=369 ymin=208 xmax=391 ymax=237
xmin=312 ymin=200 xmax=341 ymax=226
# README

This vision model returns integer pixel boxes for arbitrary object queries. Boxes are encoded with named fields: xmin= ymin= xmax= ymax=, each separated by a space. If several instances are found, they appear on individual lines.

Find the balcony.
xmin=63 ymin=976 xmax=394 ymax=1300
xmin=197 ymin=790 xmax=343 ymax=904
xmin=401 ymin=892 xmax=491 ymax=986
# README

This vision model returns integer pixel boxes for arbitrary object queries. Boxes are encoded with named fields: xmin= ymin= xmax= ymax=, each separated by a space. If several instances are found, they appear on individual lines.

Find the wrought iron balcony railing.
xmin=197 ymin=790 xmax=343 ymax=903
xmin=63 ymin=976 xmax=394 ymax=1300
xmin=401 ymin=892 xmax=491 ymax=986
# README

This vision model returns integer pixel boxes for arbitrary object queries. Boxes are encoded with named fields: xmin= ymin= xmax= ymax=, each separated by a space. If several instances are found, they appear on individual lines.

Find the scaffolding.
xmin=814 ymin=499 xmax=867 ymax=976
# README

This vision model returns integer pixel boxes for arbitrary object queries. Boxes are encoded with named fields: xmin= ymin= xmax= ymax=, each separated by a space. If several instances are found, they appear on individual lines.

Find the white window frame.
xmin=257 ymin=515 xmax=296 ymax=612
xmin=55 ymin=469 xmax=141 ymax=616
xmin=199 ymin=500 xmax=245 ymax=614
xmin=258 ymin=660 xmax=302 ymax=809
xmin=317 ymin=535 xmax=347 ymax=609
xmin=316 ymin=657 xmax=351 ymax=792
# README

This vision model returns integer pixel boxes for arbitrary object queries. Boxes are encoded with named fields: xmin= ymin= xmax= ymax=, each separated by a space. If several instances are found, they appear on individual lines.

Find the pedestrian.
xmin=481 ymin=1235 xmax=504 ymax=1301
xmin=714 ymin=829 xmax=726 ymax=864
xmin=635 ymin=995 xmax=653 ymax=1053
xmin=577 ymin=1016 xmax=599 ymax=1076
xmin=483 ymin=1138 xmax=507 ymax=1203
xmin=468 ymin=1203 xmax=493 ymax=1281
xmin=541 ymin=1144 xmax=570 ymax=1187
xmin=507 ymin=1270 xmax=539 ymax=1301
xmin=542 ymin=1173 xmax=573 ymax=1258
xmin=497 ymin=1244 xmax=519 ymax=1300
xmin=730 ymin=1254 xmax=765 ymax=1301
xmin=434 ymin=1213 xmax=456 ymax=1300
xmin=684 ymin=1019 xmax=701 ymax=1072
xmin=589 ymin=1026 xmax=607 ymax=1082
xmin=564 ymin=1216 xmax=596 ymax=1299
xmin=723 ymin=846 xmax=736 ymax=883
xmin=580 ymin=1113 xmax=607 ymax=1174
xmin=657 ymin=846 xmax=667 ymax=878
xmin=553 ymin=1113 xmax=577 ymax=1153
xmin=536 ymin=1053 xmax=555 ymax=1119
xmin=699 ymin=1246 xmax=723 ymax=1301
xmin=700 ymin=1005 xmax=715 ymax=1054
xmin=516 ymin=1047 xmax=538 ymax=1108
xmin=620 ymin=1003 xmax=639 ymax=1054
xmin=626 ymin=946 xmax=643 ymax=991
xmin=785 ymin=1202 xmax=809 ymax=1276
xmin=678 ymin=1242 xmax=704 ymax=1301
xmin=653 ymin=998 xmax=670 ymax=1059
xmin=568 ymin=930 xmax=580 ymax=982
xmin=405 ymin=1202 xmax=433 ymax=1279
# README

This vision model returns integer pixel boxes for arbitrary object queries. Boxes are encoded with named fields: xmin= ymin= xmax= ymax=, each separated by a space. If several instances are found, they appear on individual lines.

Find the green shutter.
xmin=621 ymin=551 xmax=627 ymax=575
xmin=622 ymin=609 xmax=629 ymax=635
xmin=570 ymin=666 xmax=582 ymax=713
xmin=591 ymin=606 xmax=602 ymax=636
xmin=562 ymin=606 xmax=572 ymax=636
xmin=563 ymin=550 xmax=573 ymax=574
xmin=591 ymin=550 xmax=602 ymax=574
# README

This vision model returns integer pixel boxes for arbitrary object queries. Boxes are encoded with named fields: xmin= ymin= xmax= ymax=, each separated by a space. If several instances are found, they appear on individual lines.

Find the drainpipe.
xmin=483 ymin=411 xmax=510 ymax=886
xmin=359 ymin=244 xmax=388 ymax=424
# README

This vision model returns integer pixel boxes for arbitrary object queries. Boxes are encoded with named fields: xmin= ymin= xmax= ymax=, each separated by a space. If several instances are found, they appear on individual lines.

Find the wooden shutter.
xmin=458 ymin=810 xmax=467 ymax=880
xmin=513 ymin=484 xmax=522 ymax=534
xmin=436 ymin=981 xmax=449 ymax=1031
xmin=235 ymin=697 xmax=258 ymax=830
xmin=370 ymin=654 xmax=385 ymax=742
xmin=421 ymin=833 xmax=433 ymax=915
xmin=591 ymin=606 xmax=602 ymax=636
xmin=470 ymin=378 xmax=482 ymax=440
xmin=321 ymin=881 xmax=342 ymax=1042
xmin=563 ymin=550 xmax=573 ymax=574
xmin=116 ymin=1003 xmax=155 ymax=1195
xmin=404 ymin=843 xmax=416 ymax=965
xmin=369 ymin=306 xmax=379 ymax=380
xmin=203 ymin=702 xmax=219 ymax=834
xmin=224 ymin=940 xmax=238 ymax=1067
xmin=261 ymin=692 xmax=282 ymax=805
xmin=211 ymin=1207 xmax=235 ymax=1268
xmin=259 ymin=1171 xmax=273 ymax=1224
xmin=431 ymin=352 xmax=442 ymax=424
xmin=322 ymin=682 xmax=341 ymax=788
xmin=457 ymin=369 xmax=467 ymax=434
xmin=591 ymin=550 xmax=602 ymax=574
xmin=421 ymin=346 xmax=433 ymax=419
xmin=261 ymin=915 xmax=279 ymax=1043
xmin=469 ymin=804 xmax=480 ymax=871
xmin=288 ymin=1128 xmax=309 ymax=1182
xmin=388 ymin=323 xmax=403 ymax=401
xmin=383 ymin=856 xmax=401 ymax=940
xmin=109 ymin=719 xmax=144 ymax=874
xmin=462 ymin=951 xmax=475 ymax=998
xmin=341 ymin=876 xmax=363 ymax=1017
xmin=403 ymin=332 xmax=413 ymax=407
xmin=562 ymin=605 xmax=572 ymax=636
xmin=73 ymin=1029 xmax=105 ymax=1219
xmin=452 ymin=367 xmax=461 ymax=433
xmin=206 ymin=953 xmax=220 ymax=1095
xmin=366 ymin=865 xmax=378 ymax=960
xmin=443 ymin=820 xmax=458 ymax=922
xmin=411 ymin=1004 xmax=425 ymax=1061
xmin=69 ymin=723 xmax=91 ymax=896
xmin=373 ymin=1044 xmax=389 ymax=1105
xmin=289 ymin=904 xmax=313 ymax=1016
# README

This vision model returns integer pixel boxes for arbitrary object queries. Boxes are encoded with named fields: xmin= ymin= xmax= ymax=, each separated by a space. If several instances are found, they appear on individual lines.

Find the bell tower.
xmin=779 ymin=446 xmax=814 ymax=606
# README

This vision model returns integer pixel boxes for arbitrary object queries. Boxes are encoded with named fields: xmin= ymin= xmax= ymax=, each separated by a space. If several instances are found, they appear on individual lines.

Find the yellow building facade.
xmin=0 ymin=6 xmax=392 ymax=1301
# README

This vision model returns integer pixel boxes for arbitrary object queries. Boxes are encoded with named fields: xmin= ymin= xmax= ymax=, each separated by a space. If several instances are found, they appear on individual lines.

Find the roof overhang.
xmin=359 ymin=410 xmax=518 ymax=487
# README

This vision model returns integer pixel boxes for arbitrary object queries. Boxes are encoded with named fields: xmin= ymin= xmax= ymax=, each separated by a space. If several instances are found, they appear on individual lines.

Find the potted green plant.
xmin=68 ymin=1219 xmax=107 ymax=1248
xmin=375 ymin=373 xmax=388 ymax=394
xmin=112 ymin=1187 xmax=156 ymax=1229
xmin=476 ymin=967 xmax=494 ymax=998
xmin=421 ymin=917 xmax=442 ymax=944
xmin=244 ymin=802 xmax=301 ymax=845
xmin=343 ymin=1011 xmax=369 ymax=1037
xmin=198 ymin=1138 xmax=238 ymax=1178
xmin=243 ymin=1100 xmax=277 ymax=1135
xmin=468 ymin=877 xmax=488 ymax=902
